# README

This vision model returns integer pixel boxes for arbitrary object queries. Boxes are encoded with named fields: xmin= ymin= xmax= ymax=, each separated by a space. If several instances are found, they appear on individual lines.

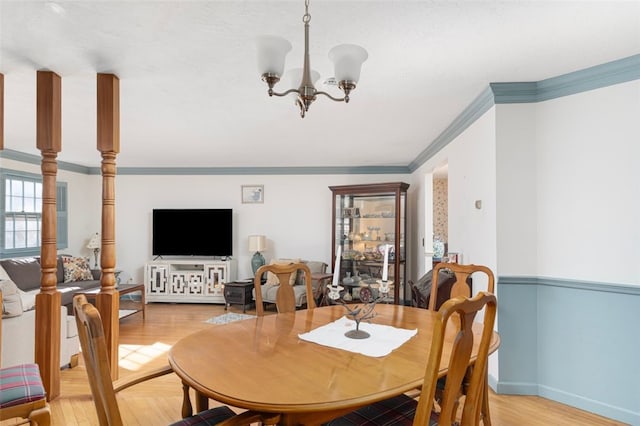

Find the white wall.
xmin=446 ymin=110 xmax=498 ymax=277
xmin=409 ymin=110 xmax=498 ymax=283
xmin=534 ymin=80 xmax=640 ymax=285
xmin=115 ymin=174 xmax=408 ymax=283
xmin=409 ymin=108 xmax=499 ymax=381
xmin=1 ymin=158 xmax=408 ymax=283
xmin=495 ymin=103 xmax=538 ymax=276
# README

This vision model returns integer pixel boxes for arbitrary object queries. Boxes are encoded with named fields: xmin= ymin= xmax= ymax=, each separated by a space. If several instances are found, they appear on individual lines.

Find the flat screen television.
xmin=152 ymin=209 xmax=232 ymax=257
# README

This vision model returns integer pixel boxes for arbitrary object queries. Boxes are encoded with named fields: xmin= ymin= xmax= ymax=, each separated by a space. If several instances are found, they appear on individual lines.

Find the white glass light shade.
xmin=256 ymin=35 xmax=293 ymax=77
xmin=328 ymin=44 xmax=368 ymax=83
xmin=248 ymin=235 xmax=267 ymax=252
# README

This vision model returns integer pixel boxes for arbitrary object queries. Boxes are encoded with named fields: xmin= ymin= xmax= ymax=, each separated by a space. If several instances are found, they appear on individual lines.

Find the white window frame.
xmin=0 ymin=169 xmax=68 ymax=258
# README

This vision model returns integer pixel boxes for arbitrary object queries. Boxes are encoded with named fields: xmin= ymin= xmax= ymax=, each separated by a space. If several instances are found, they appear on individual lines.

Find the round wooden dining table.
xmin=169 ymin=304 xmax=500 ymax=426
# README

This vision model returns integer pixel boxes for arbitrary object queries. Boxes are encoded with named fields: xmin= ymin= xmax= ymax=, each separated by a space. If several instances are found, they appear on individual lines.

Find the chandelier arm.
xmin=270 ymin=88 xmax=301 ymax=98
xmin=315 ymin=90 xmax=347 ymax=103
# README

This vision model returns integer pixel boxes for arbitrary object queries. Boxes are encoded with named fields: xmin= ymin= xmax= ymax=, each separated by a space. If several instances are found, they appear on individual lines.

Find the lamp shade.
xmin=248 ymin=235 xmax=267 ymax=253
xmin=328 ymin=44 xmax=368 ymax=83
xmin=256 ymin=35 xmax=292 ymax=77
xmin=87 ymin=233 xmax=100 ymax=249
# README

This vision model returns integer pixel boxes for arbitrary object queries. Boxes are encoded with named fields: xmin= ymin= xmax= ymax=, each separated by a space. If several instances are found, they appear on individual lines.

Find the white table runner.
xmin=298 ymin=316 xmax=417 ymax=357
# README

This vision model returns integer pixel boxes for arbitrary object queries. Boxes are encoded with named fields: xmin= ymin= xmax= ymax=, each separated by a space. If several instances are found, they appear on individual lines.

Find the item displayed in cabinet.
xmin=343 ymin=249 xmax=365 ymax=260
xmin=330 ymin=182 xmax=409 ymax=305
xmin=343 ymin=272 xmax=354 ymax=285
xmin=364 ymin=249 xmax=381 ymax=261
xmin=343 ymin=207 xmax=360 ymax=218
xmin=367 ymin=226 xmax=381 ymax=241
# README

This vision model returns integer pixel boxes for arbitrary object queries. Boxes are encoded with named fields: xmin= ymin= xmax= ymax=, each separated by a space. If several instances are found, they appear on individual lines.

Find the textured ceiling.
xmin=1 ymin=1 xmax=639 ymax=168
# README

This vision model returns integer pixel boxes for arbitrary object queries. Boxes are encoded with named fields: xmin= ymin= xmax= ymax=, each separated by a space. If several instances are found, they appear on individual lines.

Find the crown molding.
xmin=0 ymin=149 xmax=408 ymax=175
xmin=0 ymin=149 xmax=92 ymax=174
xmin=408 ymin=86 xmax=495 ymax=172
xmin=98 ymin=165 xmax=411 ymax=176
xmin=408 ymin=54 xmax=640 ymax=172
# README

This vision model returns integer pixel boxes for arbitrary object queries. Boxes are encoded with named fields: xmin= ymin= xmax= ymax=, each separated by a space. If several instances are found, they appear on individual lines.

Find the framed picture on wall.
xmin=447 ymin=252 xmax=460 ymax=263
xmin=241 ymin=185 xmax=264 ymax=204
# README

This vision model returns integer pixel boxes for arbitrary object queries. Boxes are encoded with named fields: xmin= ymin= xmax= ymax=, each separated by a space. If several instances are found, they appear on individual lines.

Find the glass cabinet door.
xmin=330 ymin=182 xmax=409 ymax=304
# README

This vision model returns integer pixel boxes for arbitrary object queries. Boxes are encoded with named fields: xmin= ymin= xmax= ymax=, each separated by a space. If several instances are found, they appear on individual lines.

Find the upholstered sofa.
xmin=0 ymin=255 xmax=101 ymax=310
xmin=253 ymin=259 xmax=328 ymax=309
xmin=0 ymin=255 xmax=100 ymax=368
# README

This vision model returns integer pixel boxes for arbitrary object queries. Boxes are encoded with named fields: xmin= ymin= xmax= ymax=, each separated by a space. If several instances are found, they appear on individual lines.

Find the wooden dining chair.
xmin=72 ymin=294 xmax=277 ymax=426
xmin=429 ymin=263 xmax=495 ymax=311
xmin=0 ymin=293 xmax=51 ymax=425
xmin=253 ymin=262 xmax=315 ymax=316
xmin=325 ymin=292 xmax=497 ymax=426
xmin=431 ymin=262 xmax=496 ymax=425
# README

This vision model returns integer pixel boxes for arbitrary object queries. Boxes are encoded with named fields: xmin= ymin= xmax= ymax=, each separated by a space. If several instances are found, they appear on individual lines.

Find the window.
xmin=0 ymin=169 xmax=68 ymax=258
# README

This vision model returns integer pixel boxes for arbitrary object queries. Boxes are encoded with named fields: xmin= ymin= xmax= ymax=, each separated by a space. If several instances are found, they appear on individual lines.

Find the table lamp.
xmin=248 ymin=235 xmax=267 ymax=276
xmin=87 ymin=232 xmax=101 ymax=269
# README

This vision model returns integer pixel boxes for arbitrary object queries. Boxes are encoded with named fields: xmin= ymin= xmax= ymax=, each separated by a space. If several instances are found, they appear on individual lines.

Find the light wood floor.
xmin=2 ymin=303 xmax=626 ymax=425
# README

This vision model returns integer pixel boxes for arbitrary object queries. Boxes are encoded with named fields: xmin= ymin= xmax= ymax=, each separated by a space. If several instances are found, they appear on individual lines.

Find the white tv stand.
xmin=144 ymin=258 xmax=236 ymax=304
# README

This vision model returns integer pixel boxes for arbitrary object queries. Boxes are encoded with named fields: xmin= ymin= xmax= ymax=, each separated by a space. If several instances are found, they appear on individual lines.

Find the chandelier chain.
xmin=303 ymin=0 xmax=311 ymax=23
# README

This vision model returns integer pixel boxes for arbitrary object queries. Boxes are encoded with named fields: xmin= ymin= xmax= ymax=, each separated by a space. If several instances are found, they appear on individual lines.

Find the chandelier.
xmin=256 ymin=0 xmax=368 ymax=118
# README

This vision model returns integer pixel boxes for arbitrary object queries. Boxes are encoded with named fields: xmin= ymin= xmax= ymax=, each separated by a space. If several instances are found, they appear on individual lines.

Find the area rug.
xmin=205 ymin=312 xmax=255 ymax=325
xmin=118 ymin=309 xmax=137 ymax=319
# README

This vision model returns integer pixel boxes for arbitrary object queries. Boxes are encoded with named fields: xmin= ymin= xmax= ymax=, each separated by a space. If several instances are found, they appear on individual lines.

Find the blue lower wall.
xmin=497 ymin=277 xmax=640 ymax=425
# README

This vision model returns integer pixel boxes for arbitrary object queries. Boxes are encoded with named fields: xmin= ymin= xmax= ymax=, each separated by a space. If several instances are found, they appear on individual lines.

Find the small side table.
xmin=76 ymin=283 xmax=145 ymax=320
xmin=223 ymin=281 xmax=254 ymax=313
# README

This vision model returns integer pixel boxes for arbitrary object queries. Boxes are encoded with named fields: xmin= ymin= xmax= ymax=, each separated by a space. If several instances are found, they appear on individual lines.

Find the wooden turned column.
xmin=96 ymin=73 xmax=120 ymax=379
xmin=35 ymin=71 xmax=62 ymax=400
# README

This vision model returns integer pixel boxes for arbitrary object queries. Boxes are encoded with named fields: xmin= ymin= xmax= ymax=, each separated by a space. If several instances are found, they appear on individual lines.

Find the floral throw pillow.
xmin=62 ymin=256 xmax=93 ymax=283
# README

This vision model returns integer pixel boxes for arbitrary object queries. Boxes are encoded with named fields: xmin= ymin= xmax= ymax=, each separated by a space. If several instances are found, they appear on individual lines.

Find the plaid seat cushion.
xmin=325 ymin=393 xmax=421 ymax=426
xmin=169 ymin=405 xmax=236 ymax=426
xmin=0 ymin=364 xmax=46 ymax=408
